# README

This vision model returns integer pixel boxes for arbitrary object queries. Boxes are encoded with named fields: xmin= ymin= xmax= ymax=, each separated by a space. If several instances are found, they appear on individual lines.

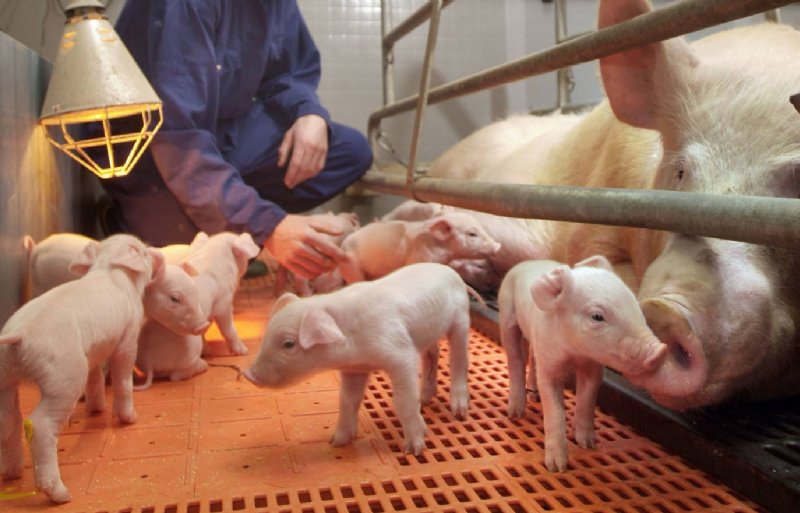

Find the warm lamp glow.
xmin=39 ymin=0 xmax=162 ymax=179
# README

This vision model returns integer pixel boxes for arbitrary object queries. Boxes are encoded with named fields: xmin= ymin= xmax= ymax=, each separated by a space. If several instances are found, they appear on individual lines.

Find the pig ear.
xmin=271 ymin=292 xmax=300 ymax=317
xmin=574 ymin=255 xmax=614 ymax=272
xmin=189 ymin=231 xmax=209 ymax=250
xmin=149 ymin=248 xmax=166 ymax=281
xmin=68 ymin=240 xmax=101 ymax=277
xmin=299 ymin=309 xmax=346 ymax=349
xmin=180 ymin=260 xmax=199 ymax=277
xmin=598 ymin=0 xmax=698 ymax=129
xmin=110 ymin=244 xmax=151 ymax=274
xmin=233 ymin=233 xmax=260 ymax=260
xmin=428 ymin=218 xmax=453 ymax=242
xmin=531 ymin=266 xmax=573 ymax=312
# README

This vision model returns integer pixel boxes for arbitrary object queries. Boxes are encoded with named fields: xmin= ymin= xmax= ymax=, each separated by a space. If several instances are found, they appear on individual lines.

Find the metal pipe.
xmin=380 ymin=0 xmax=395 ymax=106
xmin=382 ymin=0 xmax=454 ymax=50
xmin=369 ymin=0 xmax=796 ymax=127
xmin=359 ymin=171 xmax=800 ymax=250
xmin=405 ymin=0 xmax=443 ymax=185
xmin=555 ymin=0 xmax=572 ymax=110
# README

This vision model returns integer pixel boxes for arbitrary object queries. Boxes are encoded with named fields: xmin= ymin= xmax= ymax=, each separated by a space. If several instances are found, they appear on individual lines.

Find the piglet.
xmin=22 ymin=233 xmax=99 ymax=300
xmin=381 ymin=199 xmax=452 ymax=222
xmin=339 ymin=211 xmax=501 ymax=283
xmin=181 ymin=231 xmax=260 ymax=355
xmin=0 ymin=234 xmax=163 ymax=503
xmin=134 ymin=263 xmax=212 ymax=389
xmin=497 ymin=256 xmax=667 ymax=472
xmin=243 ymin=262 xmax=473 ymax=454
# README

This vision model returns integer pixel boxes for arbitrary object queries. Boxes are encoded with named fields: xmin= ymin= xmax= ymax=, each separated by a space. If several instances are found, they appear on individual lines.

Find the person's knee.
xmin=332 ymin=124 xmax=373 ymax=176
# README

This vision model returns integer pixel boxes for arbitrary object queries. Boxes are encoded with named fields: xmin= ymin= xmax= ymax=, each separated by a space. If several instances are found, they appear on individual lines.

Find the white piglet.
xmin=498 ymin=256 xmax=667 ymax=472
xmin=176 ymin=231 xmax=260 ymax=355
xmin=339 ymin=211 xmax=501 ymax=283
xmin=243 ymin=263 xmax=472 ymax=455
xmin=0 ymin=234 xmax=163 ymax=503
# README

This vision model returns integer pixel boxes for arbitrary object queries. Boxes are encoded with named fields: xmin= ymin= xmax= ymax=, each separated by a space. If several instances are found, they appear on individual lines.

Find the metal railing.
xmin=363 ymin=0 xmax=800 ymax=249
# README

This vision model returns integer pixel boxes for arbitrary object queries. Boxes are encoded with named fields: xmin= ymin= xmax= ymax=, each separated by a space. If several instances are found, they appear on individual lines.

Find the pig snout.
xmin=616 ymin=334 xmax=668 ymax=375
xmin=242 ymin=368 xmax=260 ymax=386
xmin=627 ymin=298 xmax=709 ymax=409
xmin=193 ymin=320 xmax=212 ymax=336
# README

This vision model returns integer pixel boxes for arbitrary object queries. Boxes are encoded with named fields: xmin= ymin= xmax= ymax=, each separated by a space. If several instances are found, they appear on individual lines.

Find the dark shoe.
xmin=244 ymin=259 xmax=268 ymax=279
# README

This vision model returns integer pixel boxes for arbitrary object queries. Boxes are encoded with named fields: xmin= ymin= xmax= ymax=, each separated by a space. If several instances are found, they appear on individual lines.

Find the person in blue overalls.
xmin=100 ymin=0 xmax=373 ymax=279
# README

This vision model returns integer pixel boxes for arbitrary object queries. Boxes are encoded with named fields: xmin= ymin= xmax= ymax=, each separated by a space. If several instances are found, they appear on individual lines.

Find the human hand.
xmin=278 ymin=114 xmax=329 ymax=189
xmin=264 ymin=214 xmax=347 ymax=279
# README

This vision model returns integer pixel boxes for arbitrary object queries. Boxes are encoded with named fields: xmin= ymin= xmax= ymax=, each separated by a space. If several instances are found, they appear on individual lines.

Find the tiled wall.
xmin=0 ymin=32 xmax=95 ymax=325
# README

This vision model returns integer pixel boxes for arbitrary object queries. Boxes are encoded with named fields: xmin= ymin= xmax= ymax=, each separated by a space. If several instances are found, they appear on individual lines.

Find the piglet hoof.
xmin=507 ymin=402 xmax=526 ymax=420
xmin=544 ymin=449 xmax=569 ymax=473
xmin=229 ymin=340 xmax=249 ymax=356
xmin=330 ymin=429 xmax=356 ymax=447
xmin=403 ymin=436 xmax=426 ymax=456
xmin=115 ymin=408 xmax=138 ymax=425
xmin=38 ymin=477 xmax=71 ymax=504
xmin=575 ymin=430 xmax=596 ymax=450
xmin=450 ymin=397 xmax=469 ymax=420
xmin=1 ymin=458 xmax=24 ymax=480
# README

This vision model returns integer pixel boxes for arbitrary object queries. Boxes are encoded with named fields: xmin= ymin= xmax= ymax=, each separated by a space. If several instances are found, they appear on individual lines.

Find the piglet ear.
xmin=149 ymin=248 xmax=166 ymax=281
xmin=68 ymin=240 xmax=101 ymax=277
xmin=233 ymin=233 xmax=260 ymax=260
xmin=299 ymin=309 xmax=346 ymax=349
xmin=271 ymin=292 xmax=300 ymax=317
xmin=531 ymin=266 xmax=572 ymax=312
xmin=574 ymin=255 xmax=613 ymax=272
xmin=111 ymin=244 xmax=151 ymax=274
xmin=428 ymin=217 xmax=453 ymax=242
xmin=189 ymin=231 xmax=210 ymax=250
xmin=181 ymin=260 xmax=199 ymax=277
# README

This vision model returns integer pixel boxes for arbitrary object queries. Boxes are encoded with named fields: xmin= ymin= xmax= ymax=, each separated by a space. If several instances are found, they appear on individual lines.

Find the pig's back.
xmin=339 ymin=263 xmax=469 ymax=350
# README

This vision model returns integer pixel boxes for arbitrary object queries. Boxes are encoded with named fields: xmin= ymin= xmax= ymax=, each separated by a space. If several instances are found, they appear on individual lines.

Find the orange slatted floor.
xmin=4 ymin=277 xmax=763 ymax=513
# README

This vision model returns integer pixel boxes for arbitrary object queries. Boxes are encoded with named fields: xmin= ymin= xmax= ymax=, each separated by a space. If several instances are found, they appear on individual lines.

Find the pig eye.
xmin=467 ymin=230 xmax=478 ymax=237
xmin=282 ymin=339 xmax=296 ymax=349
xmin=590 ymin=312 xmax=605 ymax=322
xmin=169 ymin=294 xmax=181 ymax=304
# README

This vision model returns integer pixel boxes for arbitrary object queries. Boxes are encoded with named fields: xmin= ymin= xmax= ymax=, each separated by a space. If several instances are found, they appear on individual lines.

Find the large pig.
xmin=339 ymin=211 xmax=501 ymax=283
xmin=243 ymin=263 xmax=472 ymax=455
xmin=0 ymin=234 xmax=162 ymax=503
xmin=181 ymin=231 xmax=261 ymax=355
xmin=429 ymin=1 xmax=800 ymax=409
xmin=498 ymin=256 xmax=666 ymax=471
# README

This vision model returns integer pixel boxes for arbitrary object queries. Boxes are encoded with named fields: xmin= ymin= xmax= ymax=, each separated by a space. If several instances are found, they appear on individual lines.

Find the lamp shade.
xmin=39 ymin=0 xmax=162 ymax=178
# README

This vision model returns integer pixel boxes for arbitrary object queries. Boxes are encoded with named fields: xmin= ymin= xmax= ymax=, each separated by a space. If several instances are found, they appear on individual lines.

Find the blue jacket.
xmin=114 ymin=0 xmax=331 ymax=243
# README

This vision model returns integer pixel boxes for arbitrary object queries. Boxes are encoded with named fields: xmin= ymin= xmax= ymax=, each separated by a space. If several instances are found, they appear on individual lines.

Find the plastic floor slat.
xmin=4 ymin=278 xmax=764 ymax=512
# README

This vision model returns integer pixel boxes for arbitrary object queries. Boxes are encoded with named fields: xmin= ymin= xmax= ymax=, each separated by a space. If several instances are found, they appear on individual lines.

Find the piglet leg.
xmin=388 ymin=363 xmax=427 ymax=455
xmin=108 ymin=342 xmax=138 ymax=425
xmin=28 ymin=376 xmax=85 ymax=503
xmin=538 ymin=375 xmax=568 ymax=473
xmin=501 ymin=322 xmax=527 ymax=419
xmin=420 ymin=345 xmax=440 ymax=406
xmin=0 ymin=385 xmax=24 ymax=480
xmin=84 ymin=365 xmax=106 ymax=414
xmin=447 ymin=316 xmax=470 ymax=419
xmin=573 ymin=363 xmax=603 ymax=450
xmin=331 ymin=371 xmax=369 ymax=447
xmin=215 ymin=307 xmax=249 ymax=355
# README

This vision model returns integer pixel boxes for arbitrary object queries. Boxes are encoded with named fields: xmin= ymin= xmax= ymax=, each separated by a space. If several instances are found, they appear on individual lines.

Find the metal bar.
xmin=380 ymin=0 xmax=395 ymax=106
xmin=369 ymin=0 xmax=796 ymax=126
xmin=358 ymin=171 xmax=800 ymax=250
xmin=383 ymin=0 xmax=454 ymax=50
xmin=405 ymin=0 xmax=443 ymax=185
xmin=555 ymin=0 xmax=571 ymax=109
